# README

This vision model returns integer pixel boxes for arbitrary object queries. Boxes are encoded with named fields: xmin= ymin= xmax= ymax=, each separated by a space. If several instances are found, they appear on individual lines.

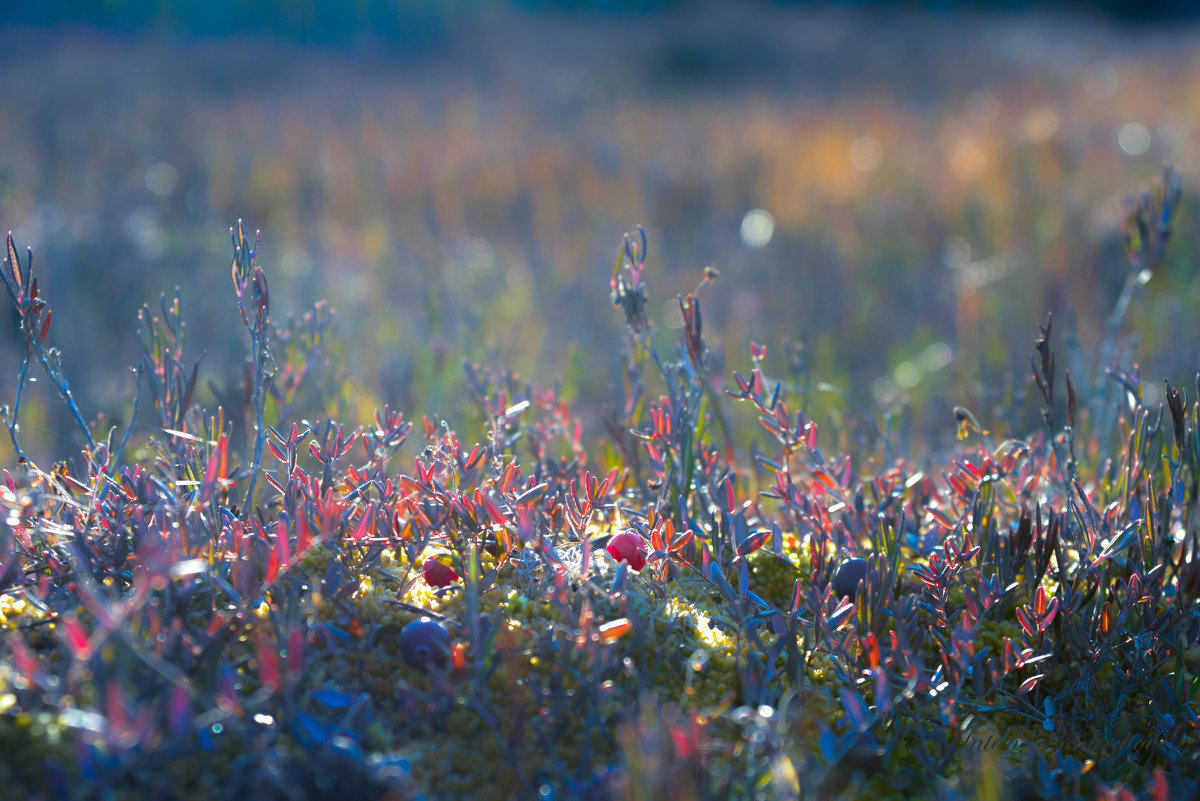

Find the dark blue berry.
xmin=399 ymin=617 xmax=450 ymax=670
xmin=833 ymin=558 xmax=868 ymax=600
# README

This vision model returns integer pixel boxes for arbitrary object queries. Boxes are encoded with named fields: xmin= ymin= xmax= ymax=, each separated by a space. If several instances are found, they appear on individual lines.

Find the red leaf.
xmin=651 ymin=521 xmax=666 ymax=552
xmin=499 ymin=462 xmax=517 ymax=493
xmin=736 ymin=529 xmax=771 ymax=557
xmin=267 ymin=439 xmax=287 ymax=464
xmin=812 ymin=469 xmax=837 ymax=491
xmin=62 ymin=616 xmax=91 ymax=661
xmin=9 ymin=636 xmax=37 ymax=684
xmin=482 ymin=495 xmax=507 ymax=527
xmin=598 ymin=618 xmax=632 ymax=643
xmin=1015 ymin=607 xmax=1035 ymax=639
xmin=927 ymin=506 xmax=956 ymax=529
xmin=599 ymin=467 xmax=619 ymax=500
xmin=465 ymin=443 xmax=484 ymax=471
xmin=963 ymin=588 xmax=980 ymax=623
xmin=828 ymin=597 xmax=856 ymax=630
xmin=864 ymin=632 xmax=880 ymax=671
xmin=275 ymin=519 xmax=291 ymax=573
xmin=669 ymin=523 xmax=693 ymax=552
xmin=168 ymin=683 xmax=191 ymax=737
xmin=296 ymin=513 xmax=312 ymax=553
xmin=1151 ymin=767 xmax=1168 ymax=801
xmin=264 ymin=548 xmax=279 ymax=585
xmin=349 ymin=503 xmax=375 ymax=543
xmin=1018 ymin=674 xmax=1043 ymax=694
xmin=1040 ymin=598 xmax=1058 ymax=632
xmin=107 ymin=681 xmax=129 ymax=738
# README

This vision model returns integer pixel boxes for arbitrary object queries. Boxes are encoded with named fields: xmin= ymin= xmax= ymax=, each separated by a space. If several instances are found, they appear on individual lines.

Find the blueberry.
xmin=832 ymin=558 xmax=868 ymax=600
xmin=398 ymin=617 xmax=450 ymax=670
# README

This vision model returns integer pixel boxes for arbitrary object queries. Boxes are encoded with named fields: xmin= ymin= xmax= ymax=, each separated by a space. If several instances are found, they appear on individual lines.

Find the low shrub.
xmin=0 ymin=168 xmax=1196 ymax=800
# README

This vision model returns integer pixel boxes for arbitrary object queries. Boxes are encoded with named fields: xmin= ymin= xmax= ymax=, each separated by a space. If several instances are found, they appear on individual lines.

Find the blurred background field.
xmin=2 ymin=1 xmax=1200 ymax=464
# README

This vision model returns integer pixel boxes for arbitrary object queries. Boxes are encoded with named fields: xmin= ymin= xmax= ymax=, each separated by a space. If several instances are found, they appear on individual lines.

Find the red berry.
xmin=606 ymin=531 xmax=647 ymax=572
xmin=422 ymin=557 xmax=460 ymax=588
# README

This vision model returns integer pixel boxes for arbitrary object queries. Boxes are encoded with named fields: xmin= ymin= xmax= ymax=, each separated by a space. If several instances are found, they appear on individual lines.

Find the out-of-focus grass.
xmin=1 ymin=6 xmax=1199 ymax=464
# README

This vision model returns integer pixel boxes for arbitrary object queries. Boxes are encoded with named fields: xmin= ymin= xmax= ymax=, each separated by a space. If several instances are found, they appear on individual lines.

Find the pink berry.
xmin=606 ymin=531 xmax=647 ymax=572
xmin=422 ymin=557 xmax=460 ymax=588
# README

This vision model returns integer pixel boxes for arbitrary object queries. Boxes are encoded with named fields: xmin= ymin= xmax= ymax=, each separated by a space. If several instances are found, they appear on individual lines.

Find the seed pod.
xmin=832 ymin=558 xmax=868 ymax=600
xmin=399 ymin=617 xmax=450 ymax=670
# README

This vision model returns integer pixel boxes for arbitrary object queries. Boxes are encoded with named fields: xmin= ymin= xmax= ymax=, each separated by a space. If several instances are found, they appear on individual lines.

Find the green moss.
xmin=0 ymin=708 xmax=75 ymax=797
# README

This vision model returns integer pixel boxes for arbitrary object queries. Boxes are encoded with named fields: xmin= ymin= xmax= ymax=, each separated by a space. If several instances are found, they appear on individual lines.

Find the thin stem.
xmin=111 ymin=366 xmax=146 ymax=472
xmin=2 ymin=350 xmax=32 ymax=462
xmin=30 ymin=342 xmax=95 ymax=450
xmin=242 ymin=333 xmax=269 ymax=511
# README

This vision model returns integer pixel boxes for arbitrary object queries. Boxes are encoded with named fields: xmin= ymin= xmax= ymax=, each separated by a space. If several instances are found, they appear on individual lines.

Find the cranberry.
xmin=422 ymin=557 xmax=460 ymax=588
xmin=606 ymin=530 xmax=647 ymax=572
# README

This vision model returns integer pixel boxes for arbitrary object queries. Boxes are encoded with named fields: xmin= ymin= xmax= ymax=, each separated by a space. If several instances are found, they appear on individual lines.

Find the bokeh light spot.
xmin=950 ymin=138 xmax=986 ymax=179
xmin=1117 ymin=122 xmax=1150 ymax=156
xmin=1022 ymin=107 xmax=1059 ymax=142
xmin=281 ymin=247 xmax=313 ymax=279
xmin=126 ymin=206 xmax=165 ymax=259
xmin=942 ymin=235 xmax=971 ymax=269
xmin=462 ymin=237 xmax=497 ymax=273
xmin=740 ymin=209 xmax=774 ymax=248
xmin=918 ymin=342 xmax=952 ymax=372
xmin=894 ymin=361 xmax=922 ymax=390
xmin=145 ymin=162 xmax=178 ymax=196
xmin=849 ymin=136 xmax=883 ymax=172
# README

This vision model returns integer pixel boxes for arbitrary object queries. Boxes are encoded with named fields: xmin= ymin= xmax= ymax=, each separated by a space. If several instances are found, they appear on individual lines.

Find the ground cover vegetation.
xmin=0 ymin=158 xmax=1198 ymax=800
xmin=5 ymin=11 xmax=1200 ymax=800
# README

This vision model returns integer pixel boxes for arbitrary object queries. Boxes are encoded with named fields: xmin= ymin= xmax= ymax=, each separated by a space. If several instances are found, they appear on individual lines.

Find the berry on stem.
xmin=832 ymin=557 xmax=868 ymax=600
xmin=422 ymin=557 xmax=460 ymax=588
xmin=606 ymin=530 xmax=647 ymax=572
xmin=399 ymin=617 xmax=451 ymax=670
